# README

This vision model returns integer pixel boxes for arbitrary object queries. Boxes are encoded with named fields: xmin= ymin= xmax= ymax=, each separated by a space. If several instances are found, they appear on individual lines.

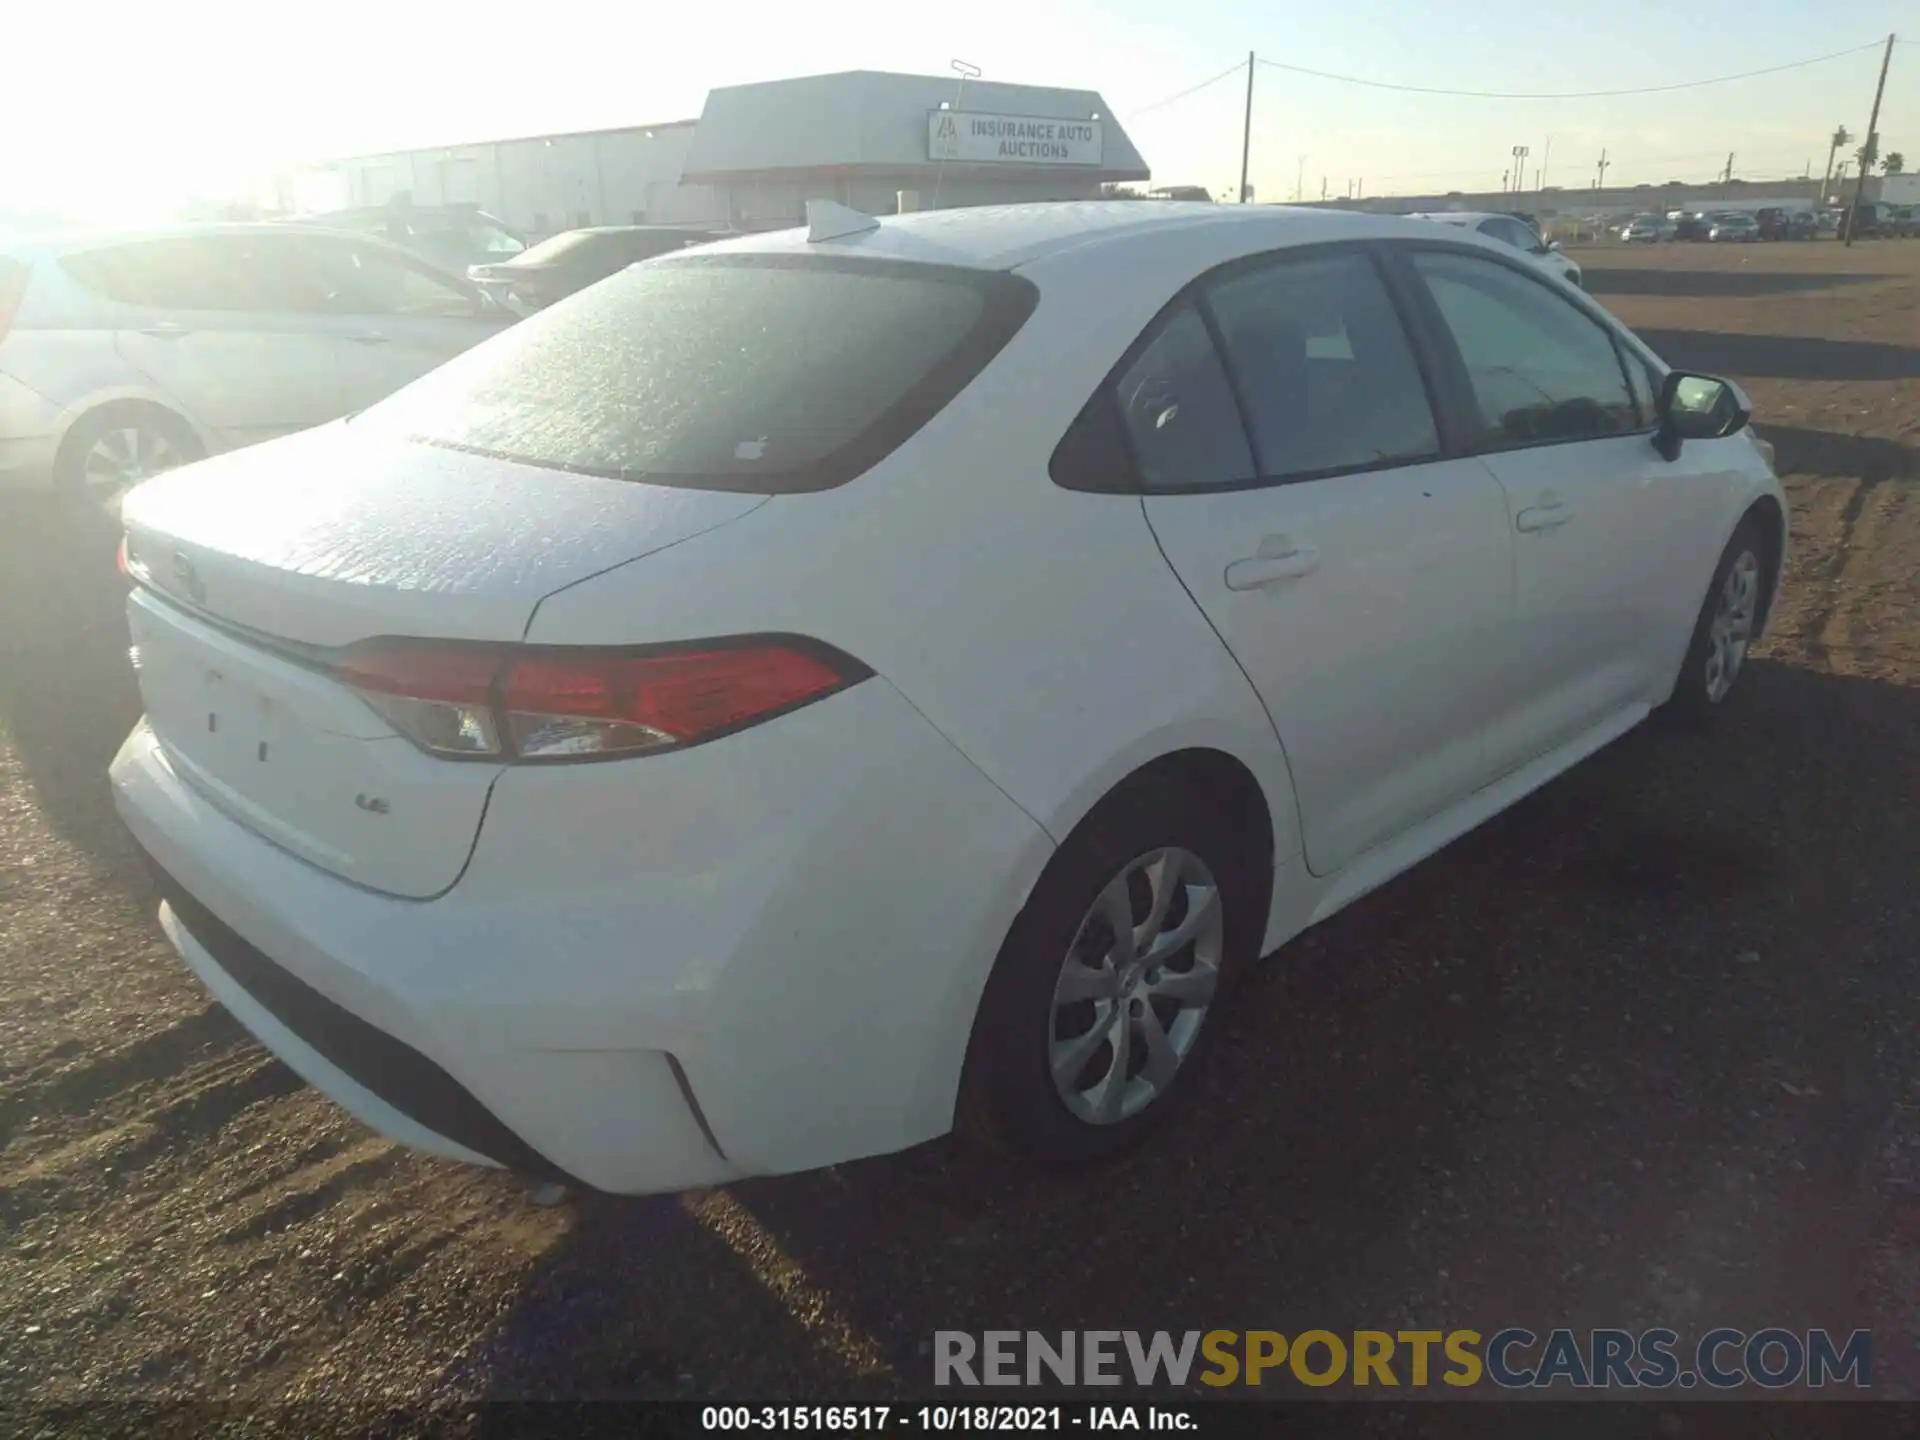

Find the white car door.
xmin=300 ymin=237 xmax=509 ymax=411
xmin=79 ymin=234 xmax=345 ymax=444
xmin=1135 ymin=247 xmax=1515 ymax=877
xmin=1401 ymin=246 xmax=1718 ymax=770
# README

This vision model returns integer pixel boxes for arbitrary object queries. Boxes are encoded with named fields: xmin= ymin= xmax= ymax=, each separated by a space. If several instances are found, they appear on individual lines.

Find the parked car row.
xmin=1407 ymin=211 xmax=1583 ymax=287
xmin=0 ymin=214 xmax=747 ymax=510
xmin=1617 ymin=208 xmax=1817 ymax=243
xmin=0 ymin=225 xmax=512 ymax=509
xmin=469 ymin=224 xmax=735 ymax=313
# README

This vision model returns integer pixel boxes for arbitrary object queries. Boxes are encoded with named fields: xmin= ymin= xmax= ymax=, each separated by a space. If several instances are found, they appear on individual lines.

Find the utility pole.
xmin=1511 ymin=144 xmax=1530 ymax=195
xmin=1238 ymin=51 xmax=1255 ymax=203
xmin=1844 ymin=33 xmax=1897 ymax=246
xmin=1722 ymin=152 xmax=1735 ymax=187
xmin=1296 ymin=153 xmax=1306 ymax=203
xmin=1596 ymin=149 xmax=1609 ymax=190
xmin=1540 ymin=136 xmax=1551 ymax=192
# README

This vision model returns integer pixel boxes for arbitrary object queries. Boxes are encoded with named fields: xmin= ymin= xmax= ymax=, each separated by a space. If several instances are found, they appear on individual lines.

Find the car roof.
xmin=549 ymin=224 xmax=730 ymax=237
xmin=673 ymin=201 xmax=1507 ymax=272
xmin=0 ymin=222 xmax=476 ymax=282
xmin=0 ymin=220 xmax=387 ymax=259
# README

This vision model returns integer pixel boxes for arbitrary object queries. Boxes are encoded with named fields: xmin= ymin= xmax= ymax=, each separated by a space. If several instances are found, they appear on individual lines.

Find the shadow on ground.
xmin=1756 ymin=425 xmax=1917 ymax=483
xmin=1636 ymin=330 xmax=1920 ymax=383
xmin=1582 ymin=267 xmax=1891 ymax=300
xmin=459 ymin=659 xmax=1920 ymax=1401
xmin=0 ymin=500 xmax=145 ymax=875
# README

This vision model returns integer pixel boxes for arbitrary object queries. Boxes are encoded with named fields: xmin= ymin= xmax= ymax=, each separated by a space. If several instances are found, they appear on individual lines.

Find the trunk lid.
xmin=121 ymin=423 xmax=768 ymax=647
xmin=121 ymin=424 xmax=768 ymax=897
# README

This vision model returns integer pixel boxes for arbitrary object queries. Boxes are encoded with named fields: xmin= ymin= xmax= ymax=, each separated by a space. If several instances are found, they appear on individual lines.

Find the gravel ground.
xmin=0 ymin=239 xmax=1915 ymax=1419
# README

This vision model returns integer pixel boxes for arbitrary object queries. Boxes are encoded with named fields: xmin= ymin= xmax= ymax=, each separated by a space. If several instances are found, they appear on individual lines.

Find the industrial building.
xmin=313 ymin=70 xmax=1150 ymax=239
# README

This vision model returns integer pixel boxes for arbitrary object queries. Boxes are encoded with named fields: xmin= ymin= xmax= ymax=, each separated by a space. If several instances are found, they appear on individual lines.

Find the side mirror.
xmin=1653 ymin=371 xmax=1750 ymax=460
xmin=1547 ymin=239 xmax=1563 ymax=253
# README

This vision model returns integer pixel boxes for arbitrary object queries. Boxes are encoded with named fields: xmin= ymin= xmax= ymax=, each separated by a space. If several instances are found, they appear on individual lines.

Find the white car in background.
xmin=0 ymin=224 xmax=509 ymax=510
xmin=112 ymin=201 xmax=1783 ymax=1195
xmin=1409 ymin=211 xmax=1585 ymax=288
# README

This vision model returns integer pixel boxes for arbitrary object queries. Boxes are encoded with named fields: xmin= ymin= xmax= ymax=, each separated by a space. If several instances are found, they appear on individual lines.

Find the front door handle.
xmin=1516 ymin=503 xmax=1570 ymax=533
xmin=137 ymin=322 xmax=191 ymax=340
xmin=344 ymin=331 xmax=392 ymax=345
xmin=1225 ymin=544 xmax=1321 ymax=590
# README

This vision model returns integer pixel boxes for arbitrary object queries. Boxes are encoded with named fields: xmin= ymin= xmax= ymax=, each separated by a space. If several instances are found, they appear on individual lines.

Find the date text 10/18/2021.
xmin=703 ymin=1407 xmax=1188 ymax=1431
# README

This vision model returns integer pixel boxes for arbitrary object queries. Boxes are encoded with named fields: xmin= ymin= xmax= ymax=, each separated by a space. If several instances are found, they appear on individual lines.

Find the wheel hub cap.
xmin=1048 ymin=846 xmax=1225 ymax=1126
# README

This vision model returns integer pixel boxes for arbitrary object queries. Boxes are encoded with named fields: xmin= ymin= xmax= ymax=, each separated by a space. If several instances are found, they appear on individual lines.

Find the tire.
xmin=965 ymin=773 xmax=1264 ymax=1169
xmin=1664 ymin=516 xmax=1774 ymax=725
xmin=54 ymin=404 xmax=203 ymax=518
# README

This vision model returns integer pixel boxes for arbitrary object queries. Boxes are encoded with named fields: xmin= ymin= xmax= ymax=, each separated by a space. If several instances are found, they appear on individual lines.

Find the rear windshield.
xmin=354 ymin=254 xmax=1037 ymax=492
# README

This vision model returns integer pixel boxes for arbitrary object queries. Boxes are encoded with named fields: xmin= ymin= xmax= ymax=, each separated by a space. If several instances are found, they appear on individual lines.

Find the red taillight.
xmin=330 ymin=639 xmax=864 ymax=761
xmin=116 ymin=535 xmax=131 ymax=581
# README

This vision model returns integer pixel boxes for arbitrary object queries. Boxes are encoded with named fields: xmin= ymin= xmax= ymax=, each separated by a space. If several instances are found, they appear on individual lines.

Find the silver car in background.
xmin=0 ymin=224 xmax=509 ymax=510
xmin=1707 ymin=213 xmax=1760 ymax=243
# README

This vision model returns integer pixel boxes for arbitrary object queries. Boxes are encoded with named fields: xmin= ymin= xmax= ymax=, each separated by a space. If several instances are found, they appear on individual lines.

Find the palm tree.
xmin=1884 ymin=152 xmax=1906 ymax=176
xmin=1821 ymin=125 xmax=1852 ymax=199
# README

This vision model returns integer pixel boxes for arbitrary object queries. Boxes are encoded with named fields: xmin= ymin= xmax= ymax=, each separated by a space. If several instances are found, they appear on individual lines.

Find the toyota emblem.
xmin=172 ymin=551 xmax=207 ymax=605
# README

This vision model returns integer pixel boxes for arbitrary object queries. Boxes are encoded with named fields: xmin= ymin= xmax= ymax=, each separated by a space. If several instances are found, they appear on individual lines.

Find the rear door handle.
xmin=1225 ymin=545 xmax=1321 ymax=590
xmin=1516 ymin=503 xmax=1570 ymax=533
xmin=345 ymin=331 xmax=392 ymax=345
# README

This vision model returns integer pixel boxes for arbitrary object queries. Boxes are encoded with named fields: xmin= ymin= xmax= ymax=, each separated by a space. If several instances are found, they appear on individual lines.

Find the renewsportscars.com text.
xmin=932 ymin=1328 xmax=1872 ymax=1390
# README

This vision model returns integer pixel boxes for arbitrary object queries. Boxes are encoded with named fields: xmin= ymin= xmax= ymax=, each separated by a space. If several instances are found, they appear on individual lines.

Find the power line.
xmin=1130 ymin=60 xmax=1249 ymax=117
xmin=1253 ymin=40 xmax=1883 ymax=100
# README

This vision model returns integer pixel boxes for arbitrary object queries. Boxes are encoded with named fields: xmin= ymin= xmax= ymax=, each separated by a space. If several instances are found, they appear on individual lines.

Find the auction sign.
xmin=928 ymin=112 xmax=1105 ymax=167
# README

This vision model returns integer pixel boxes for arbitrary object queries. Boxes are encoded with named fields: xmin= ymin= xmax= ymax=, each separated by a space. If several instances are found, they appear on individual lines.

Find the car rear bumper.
xmin=110 ymin=676 xmax=1053 ymax=1194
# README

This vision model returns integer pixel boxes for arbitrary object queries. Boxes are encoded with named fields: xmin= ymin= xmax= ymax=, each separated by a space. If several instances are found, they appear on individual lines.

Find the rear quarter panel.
xmin=1 ymin=258 xmax=218 ymax=451
xmin=524 ymin=244 xmax=1308 ymax=941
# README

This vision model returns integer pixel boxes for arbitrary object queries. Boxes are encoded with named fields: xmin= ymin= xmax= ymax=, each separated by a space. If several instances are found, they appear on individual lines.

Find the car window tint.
xmin=1205 ymin=251 xmax=1438 ymax=480
xmin=472 ymin=221 xmax=524 ymax=256
xmin=1413 ymin=250 xmax=1637 ymax=448
xmin=1622 ymin=348 xmax=1659 ymax=427
xmin=1112 ymin=301 xmax=1254 ymax=491
xmin=355 ymin=255 xmax=1033 ymax=492
xmin=1484 ymin=218 xmax=1538 ymax=253
xmin=317 ymin=246 xmax=475 ymax=318
xmin=1476 ymin=219 xmax=1514 ymax=248
xmin=62 ymin=236 xmax=326 ymax=312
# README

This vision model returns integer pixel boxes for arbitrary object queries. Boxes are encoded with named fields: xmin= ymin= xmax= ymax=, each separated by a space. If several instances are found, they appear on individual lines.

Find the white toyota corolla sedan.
xmin=110 ymin=200 xmax=1785 ymax=1194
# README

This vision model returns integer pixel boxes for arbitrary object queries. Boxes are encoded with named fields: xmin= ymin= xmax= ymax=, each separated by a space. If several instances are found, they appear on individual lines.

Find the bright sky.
xmin=3 ymin=0 xmax=1913 ymax=222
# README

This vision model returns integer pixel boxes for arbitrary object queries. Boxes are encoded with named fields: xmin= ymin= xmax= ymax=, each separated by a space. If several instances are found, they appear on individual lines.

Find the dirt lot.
xmin=1 ymin=238 xmax=1916 ymax=1417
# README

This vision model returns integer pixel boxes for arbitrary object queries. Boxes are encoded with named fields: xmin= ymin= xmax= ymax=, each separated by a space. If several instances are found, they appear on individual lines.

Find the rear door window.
xmin=61 ymin=235 xmax=327 ymax=313
xmin=354 ymin=254 xmax=1036 ymax=492
xmin=1111 ymin=302 xmax=1255 ymax=491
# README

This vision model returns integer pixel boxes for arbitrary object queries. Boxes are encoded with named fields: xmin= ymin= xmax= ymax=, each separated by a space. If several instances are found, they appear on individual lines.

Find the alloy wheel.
xmin=1704 ymin=549 xmax=1761 ymax=703
xmin=82 ymin=425 xmax=185 ymax=512
xmin=1048 ymin=847 xmax=1225 ymax=1126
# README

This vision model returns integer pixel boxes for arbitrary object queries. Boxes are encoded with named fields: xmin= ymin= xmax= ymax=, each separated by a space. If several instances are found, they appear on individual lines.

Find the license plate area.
xmin=125 ymin=587 xmax=501 ymax=898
